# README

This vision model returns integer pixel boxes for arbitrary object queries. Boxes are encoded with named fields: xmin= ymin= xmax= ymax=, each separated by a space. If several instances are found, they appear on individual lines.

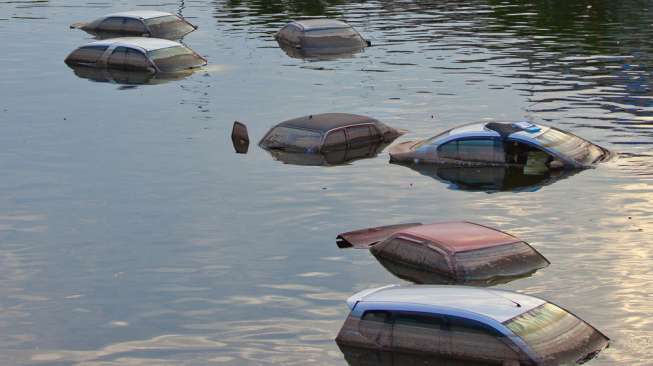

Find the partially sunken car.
xmin=65 ymin=38 xmax=207 ymax=74
xmin=259 ymin=114 xmax=403 ymax=163
xmin=336 ymin=285 xmax=610 ymax=366
xmin=389 ymin=121 xmax=611 ymax=170
xmin=70 ymin=11 xmax=197 ymax=40
xmin=275 ymin=19 xmax=370 ymax=58
xmin=337 ymin=222 xmax=549 ymax=285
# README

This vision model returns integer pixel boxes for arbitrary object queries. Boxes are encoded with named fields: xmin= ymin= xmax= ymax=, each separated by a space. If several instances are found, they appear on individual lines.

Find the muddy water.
xmin=1 ymin=0 xmax=652 ymax=365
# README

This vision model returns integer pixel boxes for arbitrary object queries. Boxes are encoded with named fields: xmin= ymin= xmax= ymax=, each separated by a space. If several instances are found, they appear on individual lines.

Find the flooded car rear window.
xmin=145 ymin=15 xmax=195 ymax=37
xmin=505 ymin=303 xmax=608 ymax=365
xmin=148 ymin=46 xmax=204 ymax=72
xmin=261 ymin=127 xmax=323 ymax=151
xmin=535 ymin=128 xmax=605 ymax=165
xmin=454 ymin=242 xmax=548 ymax=281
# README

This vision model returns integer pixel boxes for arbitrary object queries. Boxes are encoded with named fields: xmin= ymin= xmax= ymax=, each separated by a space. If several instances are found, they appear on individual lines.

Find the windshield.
xmin=261 ymin=127 xmax=323 ymax=151
xmin=148 ymin=46 xmax=205 ymax=72
xmin=505 ymin=303 xmax=608 ymax=365
xmin=412 ymin=128 xmax=455 ymax=149
xmin=534 ymin=128 xmax=605 ymax=165
xmin=145 ymin=15 xmax=195 ymax=38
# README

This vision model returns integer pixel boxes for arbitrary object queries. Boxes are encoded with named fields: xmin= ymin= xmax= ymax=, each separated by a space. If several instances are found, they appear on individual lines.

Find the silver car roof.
xmin=103 ymin=10 xmax=174 ymax=20
xmin=347 ymin=285 xmax=546 ymax=323
xmin=82 ymin=37 xmax=183 ymax=52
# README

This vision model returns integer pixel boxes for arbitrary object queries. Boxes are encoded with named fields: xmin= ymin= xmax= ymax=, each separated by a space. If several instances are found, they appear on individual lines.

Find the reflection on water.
xmin=263 ymin=141 xmax=392 ymax=166
xmin=67 ymin=65 xmax=196 ymax=86
xmin=397 ymin=165 xmax=579 ymax=193
xmin=2 ymin=0 xmax=653 ymax=365
xmin=277 ymin=40 xmax=367 ymax=61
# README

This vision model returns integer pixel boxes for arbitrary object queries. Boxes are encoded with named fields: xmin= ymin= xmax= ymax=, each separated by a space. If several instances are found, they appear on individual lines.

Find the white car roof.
xmin=84 ymin=37 xmax=182 ymax=51
xmin=104 ymin=10 xmax=173 ymax=20
xmin=292 ymin=18 xmax=352 ymax=31
xmin=348 ymin=285 xmax=546 ymax=323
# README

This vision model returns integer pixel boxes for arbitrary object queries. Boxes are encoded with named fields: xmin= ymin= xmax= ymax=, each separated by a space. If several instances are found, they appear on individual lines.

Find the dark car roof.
xmin=277 ymin=113 xmax=380 ymax=132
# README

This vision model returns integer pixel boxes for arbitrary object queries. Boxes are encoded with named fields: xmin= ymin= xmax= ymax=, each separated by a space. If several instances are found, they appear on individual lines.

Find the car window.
xmin=359 ymin=311 xmax=392 ymax=347
xmin=373 ymin=237 xmax=451 ymax=275
xmin=148 ymin=46 xmax=205 ymax=72
xmin=98 ymin=17 xmax=123 ymax=32
xmin=347 ymin=125 xmax=376 ymax=147
xmin=124 ymin=48 xmax=151 ymax=71
xmin=67 ymin=45 xmax=108 ymax=64
xmin=504 ymin=303 xmax=609 ymax=365
xmin=392 ymin=312 xmax=447 ymax=354
xmin=454 ymin=242 xmax=548 ymax=282
xmin=438 ymin=138 xmax=505 ymax=163
xmin=145 ymin=15 xmax=195 ymax=37
xmin=447 ymin=315 xmax=520 ymax=361
xmin=107 ymin=46 xmax=128 ymax=68
xmin=322 ymin=129 xmax=347 ymax=151
xmin=279 ymin=24 xmax=302 ymax=44
xmin=260 ymin=127 xmax=323 ymax=151
xmin=534 ymin=128 xmax=605 ymax=165
xmin=123 ymin=18 xmax=147 ymax=34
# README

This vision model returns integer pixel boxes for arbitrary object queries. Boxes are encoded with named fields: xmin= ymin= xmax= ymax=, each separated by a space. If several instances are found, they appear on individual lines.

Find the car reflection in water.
xmin=277 ymin=41 xmax=366 ymax=60
xmin=68 ymin=64 xmax=194 ymax=85
xmin=402 ymin=165 xmax=579 ymax=193
xmin=339 ymin=346 xmax=521 ymax=366
xmin=263 ymin=140 xmax=393 ymax=166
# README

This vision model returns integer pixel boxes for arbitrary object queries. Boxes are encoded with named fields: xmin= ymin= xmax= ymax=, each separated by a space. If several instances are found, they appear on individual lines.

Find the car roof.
xmin=104 ymin=10 xmax=173 ymax=20
xmin=396 ymin=221 xmax=522 ymax=253
xmin=83 ymin=37 xmax=182 ymax=51
xmin=350 ymin=285 xmax=546 ymax=323
xmin=277 ymin=113 xmax=380 ymax=132
xmin=290 ymin=18 xmax=352 ymax=31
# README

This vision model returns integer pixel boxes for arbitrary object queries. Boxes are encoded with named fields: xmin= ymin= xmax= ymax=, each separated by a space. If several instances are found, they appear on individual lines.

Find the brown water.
xmin=1 ymin=0 xmax=652 ymax=365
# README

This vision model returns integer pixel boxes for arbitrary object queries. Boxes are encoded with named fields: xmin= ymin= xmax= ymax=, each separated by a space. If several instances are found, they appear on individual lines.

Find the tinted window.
xmin=148 ymin=46 xmax=205 ymax=72
xmin=107 ymin=47 xmax=128 ymax=68
xmin=438 ymin=138 xmax=505 ymax=163
xmin=371 ymin=237 xmax=452 ymax=276
xmin=505 ymin=303 xmax=609 ymax=365
xmin=359 ymin=311 xmax=392 ymax=347
xmin=66 ymin=45 xmax=108 ymax=64
xmin=447 ymin=316 xmax=520 ymax=362
xmin=323 ymin=129 xmax=347 ymax=150
xmin=144 ymin=15 xmax=195 ymax=38
xmin=123 ymin=18 xmax=147 ymax=34
xmin=454 ymin=242 xmax=548 ymax=282
xmin=347 ymin=125 xmax=377 ymax=148
xmin=260 ymin=127 xmax=323 ymax=151
xmin=392 ymin=312 xmax=448 ymax=354
xmin=98 ymin=17 xmax=123 ymax=32
xmin=124 ymin=48 xmax=151 ymax=71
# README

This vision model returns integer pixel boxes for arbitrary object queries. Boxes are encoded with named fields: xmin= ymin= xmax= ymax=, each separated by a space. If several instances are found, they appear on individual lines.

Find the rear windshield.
xmin=261 ymin=127 xmax=323 ymax=151
xmin=302 ymin=27 xmax=365 ymax=48
xmin=505 ymin=303 xmax=608 ymax=365
xmin=534 ymin=128 xmax=605 ymax=165
xmin=147 ymin=46 xmax=205 ymax=72
xmin=454 ymin=242 xmax=548 ymax=282
xmin=145 ymin=15 xmax=195 ymax=37
xmin=66 ymin=45 xmax=108 ymax=64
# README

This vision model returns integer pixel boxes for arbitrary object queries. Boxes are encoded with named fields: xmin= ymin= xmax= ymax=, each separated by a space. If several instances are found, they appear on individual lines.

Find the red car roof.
xmin=398 ymin=221 xmax=521 ymax=253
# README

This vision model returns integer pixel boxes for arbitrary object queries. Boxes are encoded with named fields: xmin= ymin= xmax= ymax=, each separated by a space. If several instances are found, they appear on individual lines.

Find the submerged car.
xmin=336 ymin=285 xmax=609 ymax=366
xmin=407 ymin=165 xmax=578 ymax=193
xmin=259 ymin=114 xmax=403 ymax=161
xmin=389 ymin=121 xmax=611 ymax=170
xmin=275 ymin=19 xmax=370 ymax=59
xmin=65 ymin=38 xmax=207 ymax=74
xmin=337 ymin=221 xmax=549 ymax=285
xmin=70 ymin=11 xmax=197 ymax=40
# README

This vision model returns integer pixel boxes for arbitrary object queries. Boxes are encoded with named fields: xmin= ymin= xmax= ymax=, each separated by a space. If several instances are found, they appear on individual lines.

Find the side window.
xmin=446 ymin=316 xmax=520 ymax=361
xmin=438 ymin=138 xmax=504 ymax=163
xmin=359 ymin=311 xmax=392 ymax=347
xmin=98 ymin=17 xmax=124 ymax=33
xmin=346 ymin=125 xmax=375 ymax=147
xmin=123 ymin=18 xmax=147 ymax=34
xmin=67 ymin=46 xmax=108 ymax=64
xmin=124 ymin=48 xmax=151 ymax=71
xmin=107 ymin=47 xmax=128 ymax=69
xmin=322 ymin=129 xmax=347 ymax=150
xmin=392 ymin=312 xmax=447 ymax=354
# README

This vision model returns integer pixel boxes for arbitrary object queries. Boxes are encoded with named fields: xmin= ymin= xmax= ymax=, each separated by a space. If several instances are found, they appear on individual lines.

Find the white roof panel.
xmin=350 ymin=285 xmax=546 ymax=323
xmin=292 ymin=18 xmax=351 ymax=31
xmin=105 ymin=10 xmax=173 ymax=20
xmin=85 ymin=37 xmax=182 ymax=51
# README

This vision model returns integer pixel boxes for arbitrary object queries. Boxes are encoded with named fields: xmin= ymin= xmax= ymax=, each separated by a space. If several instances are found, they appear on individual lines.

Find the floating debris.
xmin=231 ymin=121 xmax=249 ymax=154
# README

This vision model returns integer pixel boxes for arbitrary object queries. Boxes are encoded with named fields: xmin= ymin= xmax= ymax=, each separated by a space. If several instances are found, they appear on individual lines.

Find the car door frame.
xmin=98 ymin=44 xmax=159 ymax=73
